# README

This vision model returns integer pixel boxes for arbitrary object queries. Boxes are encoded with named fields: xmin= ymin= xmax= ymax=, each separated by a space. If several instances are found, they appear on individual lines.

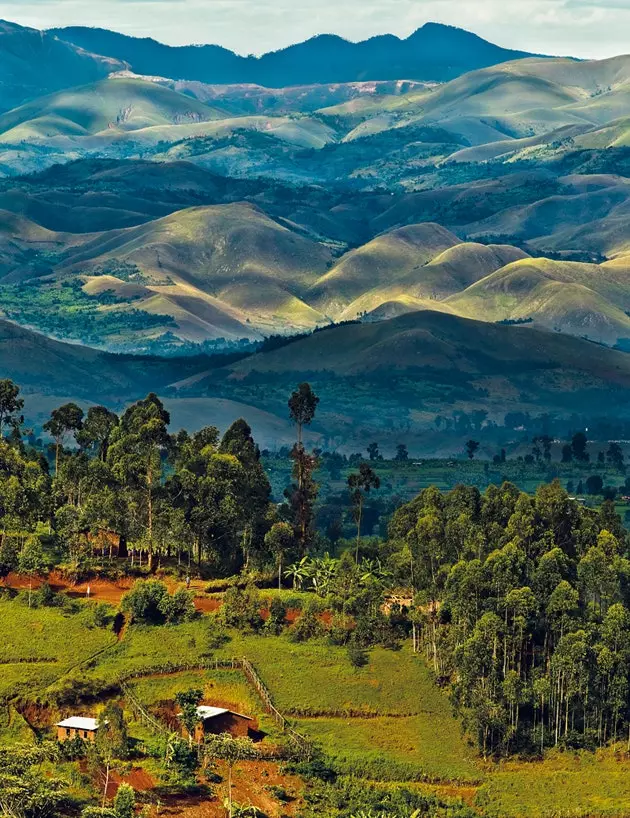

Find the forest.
xmin=3 ymin=374 xmax=630 ymax=757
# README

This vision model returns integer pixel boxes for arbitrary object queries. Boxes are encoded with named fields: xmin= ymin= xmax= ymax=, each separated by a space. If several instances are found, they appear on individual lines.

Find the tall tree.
xmin=465 ymin=440 xmax=480 ymax=460
xmin=288 ymin=382 xmax=319 ymax=448
xmin=107 ymin=394 xmax=170 ymax=569
xmin=265 ymin=521 xmax=295 ymax=589
xmin=44 ymin=403 xmax=84 ymax=476
xmin=0 ymin=379 xmax=24 ymax=439
xmin=203 ymin=734 xmax=258 ymax=818
xmin=77 ymin=406 xmax=119 ymax=461
xmin=348 ymin=463 xmax=380 ymax=561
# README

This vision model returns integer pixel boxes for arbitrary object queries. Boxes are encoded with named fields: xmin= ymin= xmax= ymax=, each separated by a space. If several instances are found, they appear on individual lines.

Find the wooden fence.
xmin=118 ymin=658 xmax=314 ymax=759
xmin=121 ymin=681 xmax=169 ymax=737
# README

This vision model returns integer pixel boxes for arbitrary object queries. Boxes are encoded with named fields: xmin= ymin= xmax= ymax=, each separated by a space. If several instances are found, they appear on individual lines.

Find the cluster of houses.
xmin=56 ymin=706 xmax=253 ymax=744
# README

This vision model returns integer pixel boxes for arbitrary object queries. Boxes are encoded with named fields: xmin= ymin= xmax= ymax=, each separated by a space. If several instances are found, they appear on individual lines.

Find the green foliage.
xmin=113 ymin=782 xmax=136 ymax=818
xmin=121 ymin=580 xmax=195 ymax=625
xmin=0 ymin=742 xmax=67 ymax=818
xmin=175 ymin=687 xmax=203 ymax=740
xmin=392 ymin=479 xmax=630 ymax=755
xmin=96 ymin=702 xmax=129 ymax=760
xmin=220 ymin=584 xmax=264 ymax=631
xmin=0 ymin=279 xmax=175 ymax=349
xmin=300 ymin=778 xmax=475 ymax=818
xmin=289 ymin=599 xmax=324 ymax=643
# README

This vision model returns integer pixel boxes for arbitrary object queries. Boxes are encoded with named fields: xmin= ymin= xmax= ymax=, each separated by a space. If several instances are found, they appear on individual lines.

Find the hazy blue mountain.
xmin=50 ymin=22 xmax=540 ymax=86
xmin=0 ymin=19 xmax=126 ymax=111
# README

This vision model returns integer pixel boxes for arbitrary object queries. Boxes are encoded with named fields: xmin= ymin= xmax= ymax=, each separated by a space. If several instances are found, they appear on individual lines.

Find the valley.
xmin=1 ymin=15 xmax=630 ymax=818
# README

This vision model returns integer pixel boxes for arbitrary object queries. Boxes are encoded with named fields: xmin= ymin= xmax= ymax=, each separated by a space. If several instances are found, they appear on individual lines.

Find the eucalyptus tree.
xmin=44 ymin=402 xmax=84 ymax=477
xmin=107 ymin=394 xmax=170 ymax=569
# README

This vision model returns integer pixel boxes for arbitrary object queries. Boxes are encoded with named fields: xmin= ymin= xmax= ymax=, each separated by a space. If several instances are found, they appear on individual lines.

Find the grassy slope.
xmin=446 ymin=257 xmax=630 ymax=344
xmin=59 ymin=202 xmax=333 ymax=336
xmin=335 ymin=242 xmax=529 ymax=322
xmin=4 ymin=594 xmax=630 ymax=812
xmin=0 ymin=77 xmax=227 ymax=142
xmin=0 ymin=318 xmax=208 ymax=397
xmin=0 ymin=597 xmax=116 ymax=698
xmin=307 ymin=223 xmax=460 ymax=316
xmin=227 ymin=309 xmax=630 ymax=384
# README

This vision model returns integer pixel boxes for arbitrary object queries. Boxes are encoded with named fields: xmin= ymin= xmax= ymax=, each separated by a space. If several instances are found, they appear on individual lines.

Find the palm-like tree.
xmin=284 ymin=555 xmax=311 ymax=589
xmin=311 ymin=553 xmax=337 ymax=597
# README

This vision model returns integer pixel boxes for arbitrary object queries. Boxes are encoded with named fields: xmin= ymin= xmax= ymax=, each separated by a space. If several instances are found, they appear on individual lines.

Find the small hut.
xmin=56 ymin=716 xmax=103 ymax=743
xmin=80 ymin=528 xmax=127 ymax=559
xmin=181 ymin=706 xmax=254 ymax=743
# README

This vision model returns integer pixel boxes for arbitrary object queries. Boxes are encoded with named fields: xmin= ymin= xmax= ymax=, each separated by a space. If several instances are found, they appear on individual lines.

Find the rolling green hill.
xmin=55 ymin=202 xmax=333 ymax=340
xmin=0 ymin=77 xmax=228 ymax=143
xmin=447 ymin=257 xmax=630 ymax=344
xmin=195 ymin=310 xmax=630 ymax=450
xmin=228 ymin=310 xmax=630 ymax=382
xmin=334 ymin=242 xmax=529 ymax=321
xmin=308 ymin=224 xmax=460 ymax=316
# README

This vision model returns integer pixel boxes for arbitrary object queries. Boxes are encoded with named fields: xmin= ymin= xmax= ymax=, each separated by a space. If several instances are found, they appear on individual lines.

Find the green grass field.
xmin=475 ymin=751 xmax=630 ymax=818
xmin=5 ymin=594 xmax=630 ymax=815
xmin=0 ymin=597 xmax=116 ymax=698
xmin=297 ymin=715 xmax=480 ymax=783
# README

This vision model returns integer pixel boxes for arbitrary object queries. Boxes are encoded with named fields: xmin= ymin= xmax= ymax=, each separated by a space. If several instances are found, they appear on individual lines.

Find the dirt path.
xmin=1 ymin=572 xmax=214 ymax=611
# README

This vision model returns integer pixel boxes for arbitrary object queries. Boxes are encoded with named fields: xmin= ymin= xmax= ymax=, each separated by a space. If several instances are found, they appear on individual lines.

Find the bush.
xmin=220 ymin=584 xmax=263 ymax=631
xmin=203 ymin=624 xmax=231 ymax=654
xmin=121 ymin=580 xmax=195 ymax=625
xmin=265 ymin=597 xmax=287 ymax=634
xmin=59 ymin=734 xmax=87 ymax=760
xmin=80 ymin=602 xmax=116 ymax=629
xmin=289 ymin=600 xmax=325 ymax=643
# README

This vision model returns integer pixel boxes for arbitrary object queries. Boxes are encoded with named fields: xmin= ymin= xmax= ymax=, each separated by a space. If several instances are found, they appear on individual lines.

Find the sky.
xmin=1 ymin=0 xmax=629 ymax=59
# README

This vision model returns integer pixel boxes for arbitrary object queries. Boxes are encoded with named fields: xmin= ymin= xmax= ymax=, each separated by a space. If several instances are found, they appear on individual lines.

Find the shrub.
xmin=289 ymin=599 xmax=324 ymax=643
xmin=121 ymin=580 xmax=195 ymax=625
xmin=220 ymin=584 xmax=263 ymax=631
xmin=265 ymin=597 xmax=287 ymax=634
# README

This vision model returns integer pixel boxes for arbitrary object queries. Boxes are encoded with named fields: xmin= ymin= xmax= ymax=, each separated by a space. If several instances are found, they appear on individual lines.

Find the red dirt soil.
xmin=106 ymin=766 xmax=156 ymax=798
xmin=144 ymin=760 xmax=302 ymax=817
xmin=1 ymin=572 xmax=216 ymax=612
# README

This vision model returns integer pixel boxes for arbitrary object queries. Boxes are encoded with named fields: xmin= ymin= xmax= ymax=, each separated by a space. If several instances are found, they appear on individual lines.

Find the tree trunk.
xmin=355 ymin=497 xmax=363 ymax=562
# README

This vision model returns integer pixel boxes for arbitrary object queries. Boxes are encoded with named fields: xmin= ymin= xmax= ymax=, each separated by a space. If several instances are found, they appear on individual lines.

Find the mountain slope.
xmin=0 ymin=20 xmax=126 ymax=112
xmin=228 ymin=310 xmax=630 ymax=384
xmin=308 ymin=223 xmax=460 ymax=316
xmin=0 ymin=318 xmax=204 ymax=397
xmin=57 ymin=202 xmax=333 ymax=338
xmin=51 ymin=23 xmax=539 ymax=86
xmin=446 ymin=257 xmax=630 ymax=344
xmin=0 ymin=77 xmax=227 ymax=142
xmin=335 ymin=242 xmax=529 ymax=321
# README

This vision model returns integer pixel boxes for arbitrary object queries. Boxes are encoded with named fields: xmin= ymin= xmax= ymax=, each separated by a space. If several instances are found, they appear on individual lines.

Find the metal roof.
xmin=177 ymin=705 xmax=253 ymax=721
xmin=56 ymin=717 xmax=102 ymax=730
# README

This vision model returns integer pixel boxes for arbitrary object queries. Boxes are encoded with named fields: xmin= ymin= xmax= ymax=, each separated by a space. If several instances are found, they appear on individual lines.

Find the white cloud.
xmin=1 ymin=0 xmax=628 ymax=58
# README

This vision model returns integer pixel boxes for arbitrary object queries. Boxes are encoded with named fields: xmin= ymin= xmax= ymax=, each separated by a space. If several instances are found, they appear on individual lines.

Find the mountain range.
xmin=48 ymin=23 xmax=538 ymax=89
xmin=0 ymin=17 xmax=629 ymax=443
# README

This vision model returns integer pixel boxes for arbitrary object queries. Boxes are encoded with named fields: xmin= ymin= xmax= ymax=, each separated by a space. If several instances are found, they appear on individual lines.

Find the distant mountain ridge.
xmin=0 ymin=19 xmax=126 ymax=112
xmin=49 ymin=22 xmax=541 ymax=87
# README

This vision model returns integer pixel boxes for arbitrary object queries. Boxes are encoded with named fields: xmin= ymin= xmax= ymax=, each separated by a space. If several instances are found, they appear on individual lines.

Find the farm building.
xmin=80 ymin=528 xmax=127 ymax=558
xmin=181 ymin=706 xmax=254 ymax=743
xmin=56 ymin=716 xmax=104 ymax=743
